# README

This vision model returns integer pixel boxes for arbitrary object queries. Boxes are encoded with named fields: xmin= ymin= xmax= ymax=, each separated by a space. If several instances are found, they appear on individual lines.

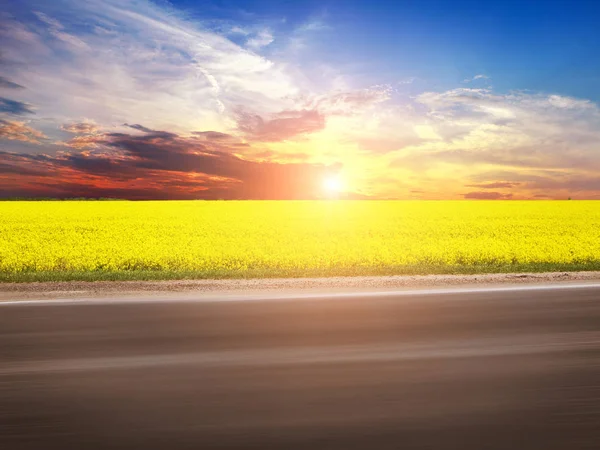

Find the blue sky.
xmin=1 ymin=0 xmax=600 ymax=199
xmin=173 ymin=0 xmax=600 ymax=97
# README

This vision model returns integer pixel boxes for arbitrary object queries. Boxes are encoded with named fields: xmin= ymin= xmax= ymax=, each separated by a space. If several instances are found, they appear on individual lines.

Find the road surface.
xmin=1 ymin=283 xmax=600 ymax=449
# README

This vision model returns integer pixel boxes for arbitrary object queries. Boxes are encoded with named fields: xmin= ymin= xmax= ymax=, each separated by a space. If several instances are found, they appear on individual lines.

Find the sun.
xmin=323 ymin=175 xmax=344 ymax=195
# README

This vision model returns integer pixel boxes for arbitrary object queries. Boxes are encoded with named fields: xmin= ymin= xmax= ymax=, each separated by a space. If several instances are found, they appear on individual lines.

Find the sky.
xmin=2 ymin=0 xmax=600 ymax=199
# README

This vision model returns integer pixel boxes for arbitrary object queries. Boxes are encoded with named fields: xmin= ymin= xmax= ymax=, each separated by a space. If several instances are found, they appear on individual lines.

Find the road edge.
xmin=2 ymin=271 xmax=600 ymax=301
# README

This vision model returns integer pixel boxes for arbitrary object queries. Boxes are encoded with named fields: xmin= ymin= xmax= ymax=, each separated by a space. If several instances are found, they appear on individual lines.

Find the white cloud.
xmin=281 ymin=16 xmax=331 ymax=56
xmin=299 ymin=85 xmax=393 ymax=115
xmin=245 ymin=28 xmax=274 ymax=50
xmin=394 ymin=89 xmax=600 ymax=176
xmin=398 ymin=77 xmax=416 ymax=85
xmin=463 ymin=74 xmax=490 ymax=83
xmin=34 ymin=11 xmax=89 ymax=49
xmin=297 ymin=19 xmax=330 ymax=32
xmin=228 ymin=26 xmax=249 ymax=35
xmin=3 ymin=0 xmax=301 ymax=136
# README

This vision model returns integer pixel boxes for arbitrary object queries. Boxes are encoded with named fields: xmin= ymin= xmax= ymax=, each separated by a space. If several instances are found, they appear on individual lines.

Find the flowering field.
xmin=1 ymin=200 xmax=599 ymax=282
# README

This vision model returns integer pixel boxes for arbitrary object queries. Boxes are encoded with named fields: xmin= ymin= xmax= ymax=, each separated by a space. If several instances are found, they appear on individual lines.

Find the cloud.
xmin=192 ymin=131 xmax=236 ymax=140
xmin=0 ymin=162 xmax=52 ymax=177
xmin=297 ymin=19 xmax=330 ymax=33
xmin=463 ymin=191 xmax=513 ymax=200
xmin=354 ymin=136 xmax=423 ymax=154
xmin=300 ymin=85 xmax=392 ymax=115
xmin=398 ymin=77 xmax=416 ymax=85
xmin=61 ymin=134 xmax=103 ymax=149
xmin=0 ymin=120 xmax=47 ymax=143
xmin=1 ymin=128 xmax=340 ymax=199
xmin=61 ymin=121 xmax=99 ymax=134
xmin=123 ymin=123 xmax=158 ymax=133
xmin=521 ymin=174 xmax=600 ymax=193
xmin=383 ymin=86 xmax=600 ymax=199
xmin=33 ymin=11 xmax=89 ymax=49
xmin=0 ymin=97 xmax=35 ymax=115
xmin=392 ymin=89 xmax=600 ymax=175
xmin=246 ymin=29 xmax=274 ymax=49
xmin=465 ymin=182 xmax=519 ymax=189
xmin=235 ymin=108 xmax=325 ymax=141
xmin=283 ymin=15 xmax=331 ymax=54
xmin=465 ymin=170 xmax=600 ymax=199
xmin=2 ymin=1 xmax=600 ymax=200
xmin=463 ymin=74 xmax=490 ymax=83
xmin=33 ymin=11 xmax=65 ymax=30
xmin=0 ymin=76 xmax=25 ymax=90
xmin=228 ymin=26 xmax=250 ymax=36
xmin=2 ymin=0 xmax=301 ymax=134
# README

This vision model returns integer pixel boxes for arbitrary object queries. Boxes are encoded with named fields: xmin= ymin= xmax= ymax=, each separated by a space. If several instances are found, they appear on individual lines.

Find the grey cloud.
xmin=124 ymin=123 xmax=156 ymax=133
xmin=0 ymin=76 xmax=25 ymax=90
xmin=192 ymin=131 xmax=235 ymax=140
xmin=0 ymin=97 xmax=35 ymax=115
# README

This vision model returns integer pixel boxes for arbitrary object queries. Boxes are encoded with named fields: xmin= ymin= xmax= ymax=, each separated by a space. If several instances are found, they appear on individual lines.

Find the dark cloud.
xmin=464 ymin=191 xmax=513 ymax=200
xmin=103 ymin=132 xmax=336 ymax=198
xmin=0 ymin=97 xmax=35 ymax=115
xmin=0 ymin=183 xmax=227 ymax=201
xmin=123 ymin=123 xmax=156 ymax=133
xmin=0 ymin=76 xmax=25 ymax=90
xmin=252 ymin=150 xmax=310 ymax=161
xmin=119 ymin=124 xmax=177 ymax=140
xmin=236 ymin=108 xmax=325 ymax=142
xmin=1 ymin=129 xmax=340 ymax=199
xmin=0 ymin=162 xmax=51 ymax=177
xmin=465 ymin=181 xmax=519 ymax=189
xmin=192 ymin=131 xmax=235 ymax=140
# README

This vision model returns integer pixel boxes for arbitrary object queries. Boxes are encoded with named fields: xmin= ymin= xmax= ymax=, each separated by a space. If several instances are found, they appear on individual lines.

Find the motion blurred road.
xmin=1 ymin=284 xmax=600 ymax=449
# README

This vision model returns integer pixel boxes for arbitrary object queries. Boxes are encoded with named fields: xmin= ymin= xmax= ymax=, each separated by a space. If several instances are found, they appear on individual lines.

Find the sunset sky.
xmin=2 ymin=0 xmax=600 ymax=199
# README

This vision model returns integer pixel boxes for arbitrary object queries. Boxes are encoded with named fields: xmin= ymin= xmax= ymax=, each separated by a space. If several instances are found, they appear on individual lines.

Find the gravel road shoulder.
xmin=2 ymin=271 xmax=600 ymax=301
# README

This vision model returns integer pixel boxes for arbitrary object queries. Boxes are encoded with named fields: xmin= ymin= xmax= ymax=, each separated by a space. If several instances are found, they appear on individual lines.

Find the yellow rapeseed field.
xmin=1 ymin=200 xmax=599 ymax=281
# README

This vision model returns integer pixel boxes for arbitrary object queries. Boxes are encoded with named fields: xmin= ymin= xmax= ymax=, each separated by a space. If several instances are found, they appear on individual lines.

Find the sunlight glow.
xmin=323 ymin=175 xmax=344 ymax=194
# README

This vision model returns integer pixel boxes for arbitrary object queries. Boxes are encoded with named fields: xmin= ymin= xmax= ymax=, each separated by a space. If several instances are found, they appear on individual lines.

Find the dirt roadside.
xmin=2 ymin=271 xmax=600 ymax=300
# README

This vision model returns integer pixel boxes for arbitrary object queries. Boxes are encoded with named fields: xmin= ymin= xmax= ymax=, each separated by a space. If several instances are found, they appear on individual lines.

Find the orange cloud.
xmin=235 ymin=108 xmax=325 ymax=142
xmin=0 ymin=120 xmax=46 ymax=144
xmin=61 ymin=134 xmax=103 ymax=149
xmin=61 ymin=121 xmax=99 ymax=134
xmin=0 ymin=126 xmax=341 ymax=199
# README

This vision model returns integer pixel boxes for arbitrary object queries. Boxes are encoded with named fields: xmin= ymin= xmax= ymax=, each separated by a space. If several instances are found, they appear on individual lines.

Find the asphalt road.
xmin=1 ymin=284 xmax=600 ymax=449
